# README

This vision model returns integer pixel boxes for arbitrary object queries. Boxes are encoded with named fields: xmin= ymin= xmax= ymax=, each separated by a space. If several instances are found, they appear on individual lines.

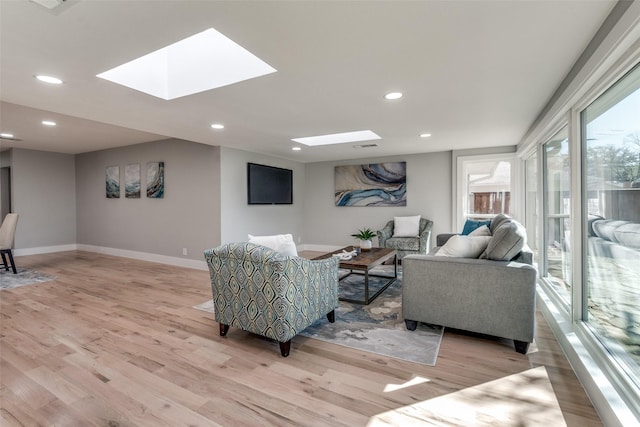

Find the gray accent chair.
xmin=402 ymin=215 xmax=537 ymax=353
xmin=204 ymin=242 xmax=339 ymax=357
xmin=377 ymin=217 xmax=433 ymax=260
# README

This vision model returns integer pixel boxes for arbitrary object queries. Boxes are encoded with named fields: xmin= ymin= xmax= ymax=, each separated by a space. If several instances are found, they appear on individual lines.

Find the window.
xmin=582 ymin=63 xmax=640 ymax=384
xmin=457 ymin=155 xmax=515 ymax=231
xmin=525 ymin=152 xmax=539 ymax=265
xmin=542 ymin=126 xmax=572 ymax=307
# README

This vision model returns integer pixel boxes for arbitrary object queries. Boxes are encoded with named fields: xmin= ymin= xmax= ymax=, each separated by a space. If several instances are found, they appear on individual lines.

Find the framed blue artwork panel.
xmin=146 ymin=161 xmax=164 ymax=198
xmin=335 ymin=162 xmax=406 ymax=207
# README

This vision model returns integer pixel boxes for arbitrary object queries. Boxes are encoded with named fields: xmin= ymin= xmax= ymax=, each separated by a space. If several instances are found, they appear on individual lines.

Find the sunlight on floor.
xmin=369 ymin=367 xmax=565 ymax=426
xmin=384 ymin=376 xmax=431 ymax=393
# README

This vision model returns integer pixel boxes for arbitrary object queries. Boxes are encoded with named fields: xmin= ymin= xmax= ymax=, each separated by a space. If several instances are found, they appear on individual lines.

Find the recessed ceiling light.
xmin=97 ymin=27 xmax=277 ymax=100
xmin=42 ymin=120 xmax=56 ymax=126
xmin=210 ymin=123 xmax=224 ymax=129
xmin=0 ymin=133 xmax=15 ymax=138
xmin=420 ymin=133 xmax=432 ymax=138
xmin=385 ymin=92 xmax=403 ymax=100
xmin=292 ymin=147 xmax=301 ymax=151
xmin=35 ymin=75 xmax=63 ymax=84
xmin=292 ymin=130 xmax=381 ymax=146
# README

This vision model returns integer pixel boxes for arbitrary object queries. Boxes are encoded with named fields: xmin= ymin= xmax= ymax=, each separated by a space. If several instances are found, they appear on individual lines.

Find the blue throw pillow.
xmin=461 ymin=219 xmax=492 ymax=235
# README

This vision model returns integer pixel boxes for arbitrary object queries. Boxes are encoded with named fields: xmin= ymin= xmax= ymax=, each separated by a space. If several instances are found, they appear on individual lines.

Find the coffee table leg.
xmin=364 ymin=270 xmax=370 ymax=304
xmin=394 ymin=254 xmax=397 ymax=278
xmin=338 ymin=251 xmax=397 ymax=305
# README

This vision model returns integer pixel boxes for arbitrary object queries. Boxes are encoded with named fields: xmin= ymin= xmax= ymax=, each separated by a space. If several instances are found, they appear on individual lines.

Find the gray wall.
xmin=76 ymin=139 xmax=220 ymax=260
xmin=219 ymin=147 xmax=305 ymax=244
xmin=303 ymin=151 xmax=452 ymax=249
xmin=10 ymin=142 xmax=456 ymax=257
xmin=11 ymin=148 xmax=76 ymax=249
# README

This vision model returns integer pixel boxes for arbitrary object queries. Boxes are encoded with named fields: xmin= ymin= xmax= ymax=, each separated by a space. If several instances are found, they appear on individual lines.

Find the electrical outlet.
xmin=182 ymin=248 xmax=188 ymax=256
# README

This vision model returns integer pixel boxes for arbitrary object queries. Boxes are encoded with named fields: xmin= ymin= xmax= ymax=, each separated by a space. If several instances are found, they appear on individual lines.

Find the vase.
xmin=360 ymin=239 xmax=372 ymax=251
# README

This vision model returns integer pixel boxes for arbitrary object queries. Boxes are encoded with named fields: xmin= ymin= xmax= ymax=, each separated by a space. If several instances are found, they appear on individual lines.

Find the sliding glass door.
xmin=543 ymin=126 xmax=571 ymax=307
xmin=582 ymin=63 xmax=640 ymax=384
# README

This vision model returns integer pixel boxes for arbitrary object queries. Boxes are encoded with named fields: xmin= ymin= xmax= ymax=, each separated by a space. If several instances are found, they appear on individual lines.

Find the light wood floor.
xmin=1 ymin=251 xmax=602 ymax=426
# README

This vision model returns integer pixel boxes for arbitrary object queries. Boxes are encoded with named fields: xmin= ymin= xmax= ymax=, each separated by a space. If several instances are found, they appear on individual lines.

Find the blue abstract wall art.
xmin=125 ymin=163 xmax=141 ymax=199
xmin=335 ymin=162 xmax=406 ymax=207
xmin=146 ymin=161 xmax=164 ymax=198
xmin=105 ymin=165 xmax=120 ymax=198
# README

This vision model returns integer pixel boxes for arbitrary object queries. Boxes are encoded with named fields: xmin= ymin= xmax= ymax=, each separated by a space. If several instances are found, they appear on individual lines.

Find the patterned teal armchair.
xmin=377 ymin=217 xmax=433 ymax=259
xmin=204 ymin=242 xmax=339 ymax=357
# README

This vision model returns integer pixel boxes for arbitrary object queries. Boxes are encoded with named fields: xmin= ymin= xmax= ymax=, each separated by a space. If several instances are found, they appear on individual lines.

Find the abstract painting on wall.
xmin=146 ymin=161 xmax=164 ymax=198
xmin=125 ymin=163 xmax=141 ymax=198
xmin=335 ymin=162 xmax=406 ymax=207
xmin=105 ymin=165 xmax=120 ymax=198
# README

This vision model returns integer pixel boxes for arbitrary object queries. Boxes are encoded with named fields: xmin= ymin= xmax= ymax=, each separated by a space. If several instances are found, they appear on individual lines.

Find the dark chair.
xmin=0 ymin=213 xmax=19 ymax=274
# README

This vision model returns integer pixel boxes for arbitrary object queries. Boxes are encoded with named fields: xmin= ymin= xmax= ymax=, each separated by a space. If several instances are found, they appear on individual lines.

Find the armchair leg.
xmin=0 ymin=252 xmax=8 ymax=272
xmin=279 ymin=340 xmax=291 ymax=357
xmin=326 ymin=310 xmax=335 ymax=323
xmin=6 ymin=250 xmax=16 ymax=274
xmin=514 ymin=340 xmax=530 ymax=354
xmin=219 ymin=323 xmax=229 ymax=336
xmin=404 ymin=319 xmax=418 ymax=331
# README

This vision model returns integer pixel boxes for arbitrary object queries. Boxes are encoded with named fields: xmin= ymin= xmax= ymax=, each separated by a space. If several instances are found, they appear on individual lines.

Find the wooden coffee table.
xmin=314 ymin=247 xmax=397 ymax=305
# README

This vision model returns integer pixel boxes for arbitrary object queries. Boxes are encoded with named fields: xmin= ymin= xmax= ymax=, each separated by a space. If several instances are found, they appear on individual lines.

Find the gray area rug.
xmin=0 ymin=268 xmax=56 ymax=290
xmin=195 ymin=266 xmax=444 ymax=366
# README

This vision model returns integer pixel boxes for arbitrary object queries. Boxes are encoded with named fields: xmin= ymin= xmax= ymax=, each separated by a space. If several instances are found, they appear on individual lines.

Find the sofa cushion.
xmin=587 ymin=214 xmax=605 ymax=236
xmin=484 ymin=220 xmax=526 ymax=261
xmin=393 ymin=215 xmax=421 ymax=237
xmin=489 ymin=213 xmax=511 ymax=234
xmin=248 ymin=233 xmax=298 ymax=257
xmin=461 ymin=219 xmax=491 ymax=235
xmin=386 ymin=236 xmax=420 ymax=251
xmin=614 ymin=223 xmax=640 ymax=249
xmin=434 ymin=235 xmax=491 ymax=258
xmin=592 ymin=219 xmax=632 ymax=243
xmin=469 ymin=225 xmax=491 ymax=236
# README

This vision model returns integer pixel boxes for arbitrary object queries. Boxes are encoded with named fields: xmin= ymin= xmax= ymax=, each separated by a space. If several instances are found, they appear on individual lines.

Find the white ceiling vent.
xmin=353 ymin=143 xmax=379 ymax=149
xmin=29 ymin=0 xmax=78 ymax=14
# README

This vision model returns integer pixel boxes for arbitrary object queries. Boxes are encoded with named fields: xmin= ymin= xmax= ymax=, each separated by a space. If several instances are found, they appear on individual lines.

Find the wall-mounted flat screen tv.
xmin=247 ymin=163 xmax=293 ymax=205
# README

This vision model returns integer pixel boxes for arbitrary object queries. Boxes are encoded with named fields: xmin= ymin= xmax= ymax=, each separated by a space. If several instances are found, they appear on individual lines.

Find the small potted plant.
xmin=351 ymin=228 xmax=376 ymax=251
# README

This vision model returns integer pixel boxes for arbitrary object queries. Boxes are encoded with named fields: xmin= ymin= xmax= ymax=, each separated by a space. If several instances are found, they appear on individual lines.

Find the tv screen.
xmin=247 ymin=163 xmax=293 ymax=205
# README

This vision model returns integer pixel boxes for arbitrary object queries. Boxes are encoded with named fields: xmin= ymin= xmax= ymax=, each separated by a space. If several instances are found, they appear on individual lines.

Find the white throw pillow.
xmin=469 ymin=225 xmax=491 ymax=236
xmin=434 ymin=235 xmax=491 ymax=258
xmin=393 ymin=215 xmax=421 ymax=237
xmin=248 ymin=233 xmax=298 ymax=257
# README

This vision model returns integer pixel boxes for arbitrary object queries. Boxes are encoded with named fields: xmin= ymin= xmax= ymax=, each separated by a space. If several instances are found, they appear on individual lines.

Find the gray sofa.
xmin=402 ymin=214 xmax=537 ymax=353
xmin=587 ymin=217 xmax=640 ymax=342
xmin=588 ymin=217 xmax=640 ymax=261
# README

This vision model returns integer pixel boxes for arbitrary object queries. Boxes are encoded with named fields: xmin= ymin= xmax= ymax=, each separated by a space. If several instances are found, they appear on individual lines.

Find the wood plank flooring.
xmin=0 ymin=251 xmax=602 ymax=426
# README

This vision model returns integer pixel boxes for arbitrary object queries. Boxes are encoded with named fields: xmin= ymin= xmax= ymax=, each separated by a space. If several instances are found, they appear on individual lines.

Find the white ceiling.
xmin=0 ymin=0 xmax=616 ymax=163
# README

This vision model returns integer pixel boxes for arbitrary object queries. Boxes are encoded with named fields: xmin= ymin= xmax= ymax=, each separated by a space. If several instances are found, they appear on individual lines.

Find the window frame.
xmin=455 ymin=153 xmax=520 ymax=232
xmin=532 ymin=55 xmax=640 ymax=422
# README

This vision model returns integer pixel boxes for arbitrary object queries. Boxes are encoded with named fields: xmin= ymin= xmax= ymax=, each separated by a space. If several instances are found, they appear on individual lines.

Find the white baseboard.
xmin=15 ymin=243 xmax=349 ymax=270
xmin=14 ymin=244 xmax=207 ymax=271
xmin=14 ymin=244 xmax=78 ymax=256
xmin=77 ymin=245 xmax=208 ymax=270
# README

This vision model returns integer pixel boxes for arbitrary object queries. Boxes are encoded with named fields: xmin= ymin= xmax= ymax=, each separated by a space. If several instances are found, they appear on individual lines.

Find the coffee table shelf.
xmin=314 ymin=247 xmax=397 ymax=305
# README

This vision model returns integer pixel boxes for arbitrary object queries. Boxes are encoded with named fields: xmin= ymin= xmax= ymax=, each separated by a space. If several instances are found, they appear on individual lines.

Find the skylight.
xmin=292 ymin=130 xmax=381 ymax=146
xmin=97 ymin=28 xmax=276 ymax=100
